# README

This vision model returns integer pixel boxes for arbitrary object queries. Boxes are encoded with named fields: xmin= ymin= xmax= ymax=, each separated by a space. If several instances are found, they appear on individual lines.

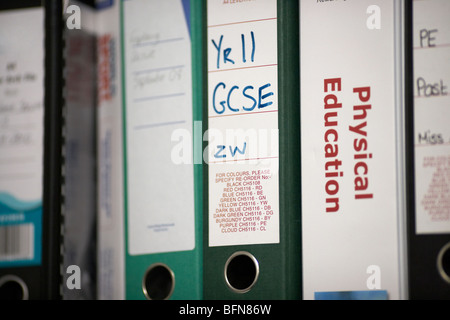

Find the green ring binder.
xmin=203 ymin=0 xmax=301 ymax=300
xmin=120 ymin=0 xmax=204 ymax=300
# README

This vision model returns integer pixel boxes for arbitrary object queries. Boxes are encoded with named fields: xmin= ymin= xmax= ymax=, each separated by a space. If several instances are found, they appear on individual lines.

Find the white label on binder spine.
xmin=96 ymin=2 xmax=126 ymax=300
xmin=0 ymin=7 xmax=44 ymax=267
xmin=207 ymin=0 xmax=279 ymax=247
xmin=123 ymin=0 xmax=195 ymax=255
xmin=300 ymin=0 xmax=406 ymax=300
xmin=413 ymin=0 xmax=450 ymax=234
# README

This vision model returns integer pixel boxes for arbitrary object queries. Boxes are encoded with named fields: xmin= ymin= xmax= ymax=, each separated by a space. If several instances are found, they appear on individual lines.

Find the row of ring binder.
xmin=0 ymin=0 xmax=449 ymax=300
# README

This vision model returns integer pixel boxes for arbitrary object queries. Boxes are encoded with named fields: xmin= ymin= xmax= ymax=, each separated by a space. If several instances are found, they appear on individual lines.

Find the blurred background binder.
xmin=300 ymin=0 xmax=411 ymax=300
xmin=62 ymin=0 xmax=98 ymax=300
xmin=0 ymin=0 xmax=64 ymax=300
xmin=203 ymin=0 xmax=301 ymax=300
xmin=120 ymin=0 xmax=204 ymax=300
xmin=407 ymin=0 xmax=450 ymax=300
xmin=93 ymin=0 xmax=126 ymax=300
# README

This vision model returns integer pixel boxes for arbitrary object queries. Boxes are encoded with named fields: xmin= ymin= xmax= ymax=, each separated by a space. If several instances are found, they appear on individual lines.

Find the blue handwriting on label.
xmin=211 ymin=32 xmax=255 ymax=69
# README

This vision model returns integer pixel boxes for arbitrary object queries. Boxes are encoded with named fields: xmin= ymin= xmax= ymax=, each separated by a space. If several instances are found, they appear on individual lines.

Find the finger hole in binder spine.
xmin=0 ymin=275 xmax=29 ymax=300
xmin=142 ymin=263 xmax=175 ymax=300
xmin=224 ymin=251 xmax=259 ymax=294
xmin=437 ymin=243 xmax=450 ymax=285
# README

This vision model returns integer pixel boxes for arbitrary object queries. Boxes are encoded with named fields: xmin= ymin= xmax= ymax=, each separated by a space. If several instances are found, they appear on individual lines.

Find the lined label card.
xmin=207 ymin=0 xmax=280 ymax=247
xmin=122 ymin=0 xmax=195 ymax=255
xmin=413 ymin=0 xmax=450 ymax=234
xmin=0 ymin=7 xmax=44 ymax=267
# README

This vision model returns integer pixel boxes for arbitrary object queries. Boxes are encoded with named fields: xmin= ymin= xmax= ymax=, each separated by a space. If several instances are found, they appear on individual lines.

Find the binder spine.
xmin=393 ymin=0 xmax=411 ymax=300
xmin=0 ymin=1 xmax=50 ymax=300
xmin=300 ymin=0 xmax=409 ymax=300
xmin=121 ymin=0 xmax=202 ymax=300
xmin=408 ymin=0 xmax=450 ymax=299
xmin=277 ymin=0 xmax=301 ymax=299
xmin=43 ymin=0 xmax=65 ymax=299
xmin=203 ymin=0 xmax=301 ymax=300
xmin=60 ymin=12 xmax=67 ymax=301
xmin=402 ymin=0 xmax=415 ymax=300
